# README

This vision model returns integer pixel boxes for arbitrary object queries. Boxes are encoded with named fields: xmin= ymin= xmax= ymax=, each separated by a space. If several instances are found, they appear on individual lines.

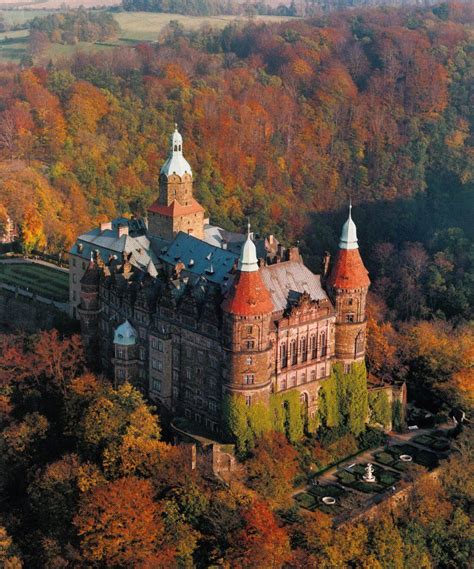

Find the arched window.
xmin=320 ymin=332 xmax=327 ymax=357
xmin=280 ymin=344 xmax=288 ymax=369
xmin=355 ymin=331 xmax=364 ymax=356
xmin=310 ymin=335 xmax=317 ymax=359
xmin=290 ymin=339 xmax=297 ymax=365
xmin=301 ymin=337 xmax=307 ymax=362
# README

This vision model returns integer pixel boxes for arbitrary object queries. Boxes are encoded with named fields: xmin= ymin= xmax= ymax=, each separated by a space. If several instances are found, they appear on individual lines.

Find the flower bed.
xmin=295 ymin=492 xmax=317 ymax=510
xmin=335 ymin=470 xmax=357 ymax=485
xmin=374 ymin=451 xmax=397 ymax=466
xmin=309 ymin=484 xmax=346 ymax=498
xmin=352 ymin=481 xmax=385 ymax=493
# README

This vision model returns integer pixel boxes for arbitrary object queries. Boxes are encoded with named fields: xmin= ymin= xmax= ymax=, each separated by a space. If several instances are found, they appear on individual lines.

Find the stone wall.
xmin=0 ymin=288 xmax=75 ymax=333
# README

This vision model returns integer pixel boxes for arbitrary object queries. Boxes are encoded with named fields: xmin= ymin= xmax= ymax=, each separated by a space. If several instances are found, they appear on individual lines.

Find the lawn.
xmin=0 ymin=262 xmax=69 ymax=302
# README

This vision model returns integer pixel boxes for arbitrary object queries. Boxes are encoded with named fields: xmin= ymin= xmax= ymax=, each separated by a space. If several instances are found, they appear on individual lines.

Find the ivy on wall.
xmin=318 ymin=361 xmax=369 ymax=437
xmin=223 ymin=391 xmax=305 ymax=455
xmin=223 ymin=362 xmax=374 ymax=453
xmin=368 ymin=390 xmax=392 ymax=428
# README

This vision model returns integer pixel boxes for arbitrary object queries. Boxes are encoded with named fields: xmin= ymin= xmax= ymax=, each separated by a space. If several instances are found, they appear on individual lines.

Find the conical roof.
xmin=328 ymin=204 xmax=370 ymax=290
xmin=80 ymin=257 xmax=100 ymax=286
xmin=221 ymin=223 xmax=273 ymax=316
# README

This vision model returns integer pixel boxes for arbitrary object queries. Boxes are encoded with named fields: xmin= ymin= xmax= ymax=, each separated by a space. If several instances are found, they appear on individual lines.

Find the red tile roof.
xmin=148 ymin=199 xmax=204 ymax=217
xmin=327 ymin=248 xmax=370 ymax=290
xmin=222 ymin=270 xmax=274 ymax=316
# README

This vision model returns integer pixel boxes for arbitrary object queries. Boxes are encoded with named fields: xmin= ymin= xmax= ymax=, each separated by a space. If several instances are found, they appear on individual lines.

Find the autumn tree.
xmin=229 ymin=499 xmax=291 ymax=569
xmin=246 ymin=432 xmax=298 ymax=505
xmin=74 ymin=476 xmax=160 ymax=566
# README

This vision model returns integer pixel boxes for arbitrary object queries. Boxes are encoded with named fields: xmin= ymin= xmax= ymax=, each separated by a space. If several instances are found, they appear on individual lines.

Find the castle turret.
xmin=112 ymin=320 xmax=139 ymax=387
xmin=147 ymin=125 xmax=205 ymax=241
xmin=221 ymin=225 xmax=274 ymax=409
xmin=77 ymin=255 xmax=100 ymax=368
xmin=327 ymin=204 xmax=370 ymax=365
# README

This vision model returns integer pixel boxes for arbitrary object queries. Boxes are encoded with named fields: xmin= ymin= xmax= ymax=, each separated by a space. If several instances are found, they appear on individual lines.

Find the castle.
xmin=72 ymin=127 xmax=372 ymax=435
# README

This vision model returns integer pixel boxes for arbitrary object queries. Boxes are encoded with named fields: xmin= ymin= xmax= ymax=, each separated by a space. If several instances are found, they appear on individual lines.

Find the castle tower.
xmin=112 ymin=320 xmax=139 ymax=387
xmin=77 ymin=256 xmax=100 ymax=368
xmin=147 ymin=125 xmax=205 ymax=241
xmin=327 ymin=204 xmax=370 ymax=365
xmin=221 ymin=225 xmax=274 ymax=409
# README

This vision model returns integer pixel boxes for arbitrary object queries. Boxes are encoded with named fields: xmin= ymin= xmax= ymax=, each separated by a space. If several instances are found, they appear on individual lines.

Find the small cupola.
xmin=113 ymin=320 xmax=137 ymax=346
xmin=160 ymin=123 xmax=192 ymax=178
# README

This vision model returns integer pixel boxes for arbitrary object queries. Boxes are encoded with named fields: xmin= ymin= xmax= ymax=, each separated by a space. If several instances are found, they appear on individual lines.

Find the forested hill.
xmin=0 ymin=3 xmax=472 ymax=319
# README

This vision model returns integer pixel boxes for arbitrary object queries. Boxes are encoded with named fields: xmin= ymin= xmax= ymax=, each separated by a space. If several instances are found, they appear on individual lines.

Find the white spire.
xmin=160 ymin=124 xmax=192 ymax=178
xmin=238 ymin=222 xmax=259 ymax=272
xmin=339 ymin=201 xmax=359 ymax=250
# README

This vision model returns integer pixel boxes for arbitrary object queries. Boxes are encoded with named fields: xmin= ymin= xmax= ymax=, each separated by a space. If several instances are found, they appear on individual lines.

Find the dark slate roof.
xmin=159 ymin=232 xmax=238 ymax=285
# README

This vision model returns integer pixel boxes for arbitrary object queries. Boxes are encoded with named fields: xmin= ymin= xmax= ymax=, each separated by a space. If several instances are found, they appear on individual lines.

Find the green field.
xmin=0 ymin=262 xmax=69 ymax=302
xmin=0 ymin=10 xmax=294 ymax=63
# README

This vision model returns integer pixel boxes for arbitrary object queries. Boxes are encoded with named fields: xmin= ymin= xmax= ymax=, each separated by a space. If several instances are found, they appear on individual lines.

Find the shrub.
xmin=358 ymin=426 xmax=387 ymax=450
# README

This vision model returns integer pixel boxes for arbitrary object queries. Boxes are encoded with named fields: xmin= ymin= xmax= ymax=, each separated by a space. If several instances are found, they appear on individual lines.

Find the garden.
xmin=293 ymin=428 xmax=452 ymax=516
xmin=0 ymin=262 xmax=69 ymax=303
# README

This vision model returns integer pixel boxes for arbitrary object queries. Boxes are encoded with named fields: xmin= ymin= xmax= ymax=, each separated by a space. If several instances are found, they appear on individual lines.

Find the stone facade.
xmin=75 ymin=127 xmax=372 ymax=436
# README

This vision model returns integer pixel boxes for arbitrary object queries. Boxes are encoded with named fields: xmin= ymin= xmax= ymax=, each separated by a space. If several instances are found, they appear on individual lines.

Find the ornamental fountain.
xmin=363 ymin=462 xmax=377 ymax=483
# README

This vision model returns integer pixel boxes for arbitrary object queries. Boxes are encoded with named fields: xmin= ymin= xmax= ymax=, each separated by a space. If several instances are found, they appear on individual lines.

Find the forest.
xmin=0 ymin=329 xmax=472 ymax=567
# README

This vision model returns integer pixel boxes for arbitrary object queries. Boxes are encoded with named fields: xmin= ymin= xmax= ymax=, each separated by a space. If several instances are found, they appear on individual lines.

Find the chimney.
xmin=288 ymin=247 xmax=301 ymax=262
xmin=100 ymin=221 xmax=112 ymax=233
xmin=118 ymin=224 xmax=129 ymax=238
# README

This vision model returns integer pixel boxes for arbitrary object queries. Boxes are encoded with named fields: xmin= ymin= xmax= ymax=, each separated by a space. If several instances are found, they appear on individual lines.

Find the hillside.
xmin=0 ymin=4 xmax=472 ymax=323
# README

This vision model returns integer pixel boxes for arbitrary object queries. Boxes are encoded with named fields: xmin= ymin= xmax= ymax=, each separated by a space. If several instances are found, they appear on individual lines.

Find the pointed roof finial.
xmin=174 ymin=122 xmax=178 ymax=131
xmin=239 ymin=220 xmax=258 ymax=272
xmin=339 ymin=201 xmax=358 ymax=250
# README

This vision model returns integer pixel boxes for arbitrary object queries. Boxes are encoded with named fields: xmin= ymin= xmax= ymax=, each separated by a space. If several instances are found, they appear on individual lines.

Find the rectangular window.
xmin=310 ymin=370 xmax=316 ymax=382
xmin=72 ymin=258 xmax=76 ymax=267
xmin=72 ymin=273 xmax=77 ymax=284
xmin=139 ymin=347 xmax=145 ymax=360
xmin=152 ymin=358 xmax=163 ymax=371
xmin=152 ymin=379 xmax=161 ymax=392
xmin=246 ymin=356 xmax=253 ymax=365
xmin=245 ymin=340 xmax=255 ymax=350
xmin=346 ymin=314 xmax=354 ymax=323
xmin=245 ymin=396 xmax=252 ymax=407
xmin=244 ymin=374 xmax=254 ymax=385
xmin=209 ymin=400 xmax=217 ymax=412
